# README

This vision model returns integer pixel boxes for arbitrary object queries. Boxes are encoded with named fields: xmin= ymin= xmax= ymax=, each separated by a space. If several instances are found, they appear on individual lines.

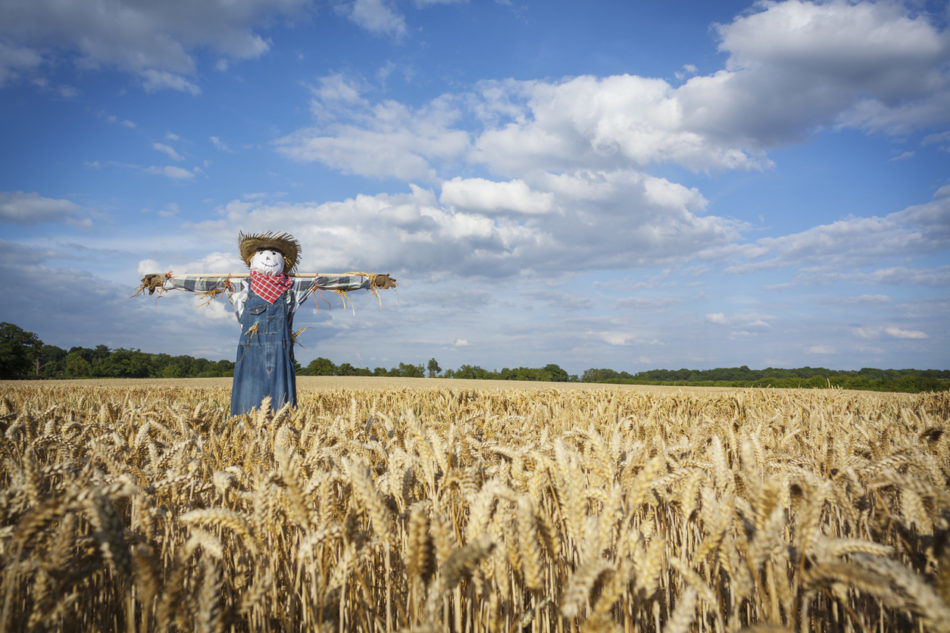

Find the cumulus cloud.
xmin=0 ymin=191 xmax=89 ymax=226
xmin=275 ymin=93 xmax=470 ymax=180
xmin=464 ymin=2 xmax=948 ymax=172
xmin=179 ymin=171 xmax=734 ymax=280
xmin=728 ymin=187 xmax=950 ymax=274
xmin=338 ymin=0 xmax=406 ymax=38
xmin=0 ymin=0 xmax=309 ymax=91
xmin=704 ymin=0 xmax=950 ymax=138
xmin=440 ymin=178 xmax=553 ymax=214
xmin=280 ymin=2 xmax=949 ymax=185
xmin=137 ymin=259 xmax=161 ymax=275
xmin=471 ymin=75 xmax=771 ymax=173
xmin=596 ymin=331 xmax=636 ymax=346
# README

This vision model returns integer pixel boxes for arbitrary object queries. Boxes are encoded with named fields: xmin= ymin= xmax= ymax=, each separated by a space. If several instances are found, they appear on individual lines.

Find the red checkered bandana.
xmin=249 ymin=270 xmax=292 ymax=304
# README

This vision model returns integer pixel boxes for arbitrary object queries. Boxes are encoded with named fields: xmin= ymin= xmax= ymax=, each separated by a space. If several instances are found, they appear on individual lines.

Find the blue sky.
xmin=1 ymin=0 xmax=948 ymax=375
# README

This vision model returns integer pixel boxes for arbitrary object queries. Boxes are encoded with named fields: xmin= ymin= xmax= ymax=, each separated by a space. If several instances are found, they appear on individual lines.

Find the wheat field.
xmin=0 ymin=379 xmax=948 ymax=633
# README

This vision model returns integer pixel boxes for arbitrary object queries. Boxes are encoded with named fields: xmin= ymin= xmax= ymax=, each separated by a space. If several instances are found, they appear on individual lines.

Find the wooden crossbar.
xmin=164 ymin=272 xmax=374 ymax=278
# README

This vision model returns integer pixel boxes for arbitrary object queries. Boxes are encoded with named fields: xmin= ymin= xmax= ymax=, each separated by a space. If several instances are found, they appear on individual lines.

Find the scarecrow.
xmin=137 ymin=231 xmax=396 ymax=415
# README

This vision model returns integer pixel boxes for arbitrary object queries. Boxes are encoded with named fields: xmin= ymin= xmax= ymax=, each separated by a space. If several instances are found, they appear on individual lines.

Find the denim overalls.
xmin=230 ymin=289 xmax=297 ymax=415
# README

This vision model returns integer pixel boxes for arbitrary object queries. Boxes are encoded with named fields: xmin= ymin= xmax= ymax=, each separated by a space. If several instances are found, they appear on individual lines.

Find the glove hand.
xmin=141 ymin=274 xmax=165 ymax=295
xmin=373 ymin=274 xmax=397 ymax=289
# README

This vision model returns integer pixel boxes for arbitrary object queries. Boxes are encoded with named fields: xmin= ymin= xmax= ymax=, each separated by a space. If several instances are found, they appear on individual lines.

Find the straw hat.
xmin=238 ymin=231 xmax=301 ymax=274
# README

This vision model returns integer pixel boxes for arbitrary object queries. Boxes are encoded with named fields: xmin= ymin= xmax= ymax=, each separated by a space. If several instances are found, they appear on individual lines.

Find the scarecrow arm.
xmin=136 ymin=272 xmax=395 ymax=299
xmin=292 ymin=273 xmax=396 ymax=307
xmin=296 ymin=274 xmax=370 ymax=292
xmin=134 ymin=273 xmax=243 ymax=298
xmin=165 ymin=274 xmax=241 ymax=293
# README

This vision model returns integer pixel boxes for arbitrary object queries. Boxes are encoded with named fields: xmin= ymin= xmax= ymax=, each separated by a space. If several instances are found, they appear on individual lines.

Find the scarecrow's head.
xmin=250 ymin=249 xmax=285 ymax=275
xmin=238 ymin=231 xmax=300 ymax=275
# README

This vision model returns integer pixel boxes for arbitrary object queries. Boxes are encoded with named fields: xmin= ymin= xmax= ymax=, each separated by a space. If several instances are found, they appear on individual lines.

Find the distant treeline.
xmin=1 ymin=322 xmax=947 ymax=392
xmin=300 ymin=358 xmax=572 ymax=382
xmin=581 ymin=366 xmax=950 ymax=393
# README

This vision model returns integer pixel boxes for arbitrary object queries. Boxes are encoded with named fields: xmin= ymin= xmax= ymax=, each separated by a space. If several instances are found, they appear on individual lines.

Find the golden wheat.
xmin=0 ymin=380 xmax=947 ymax=632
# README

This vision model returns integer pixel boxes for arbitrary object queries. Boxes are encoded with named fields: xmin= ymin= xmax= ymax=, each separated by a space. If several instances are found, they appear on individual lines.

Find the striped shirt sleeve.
xmin=291 ymin=275 xmax=371 ymax=309
xmin=163 ymin=275 xmax=248 ymax=321
xmin=163 ymin=275 xmax=246 ymax=293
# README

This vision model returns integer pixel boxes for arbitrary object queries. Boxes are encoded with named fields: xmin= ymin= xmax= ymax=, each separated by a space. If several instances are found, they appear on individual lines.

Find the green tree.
xmin=305 ymin=357 xmax=336 ymax=376
xmin=427 ymin=358 xmax=441 ymax=378
xmin=0 ymin=322 xmax=42 ymax=379
xmin=35 ymin=344 xmax=67 ymax=377
xmin=396 ymin=362 xmax=425 ymax=378
xmin=64 ymin=351 xmax=92 ymax=378
xmin=161 ymin=363 xmax=184 ymax=378
xmin=542 ymin=363 xmax=569 ymax=382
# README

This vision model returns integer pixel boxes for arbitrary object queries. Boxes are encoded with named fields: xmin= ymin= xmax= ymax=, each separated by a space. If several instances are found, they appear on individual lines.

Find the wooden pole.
xmin=164 ymin=272 xmax=374 ymax=278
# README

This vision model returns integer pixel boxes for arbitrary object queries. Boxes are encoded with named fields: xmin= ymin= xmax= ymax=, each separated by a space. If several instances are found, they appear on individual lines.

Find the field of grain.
xmin=0 ymin=380 xmax=948 ymax=633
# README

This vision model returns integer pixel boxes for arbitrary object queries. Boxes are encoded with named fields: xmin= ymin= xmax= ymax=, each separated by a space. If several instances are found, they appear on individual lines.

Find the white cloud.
xmin=598 ymin=331 xmax=635 ymax=346
xmin=282 ymin=76 xmax=743 ymax=271
xmin=923 ymin=130 xmax=950 ymax=152
xmin=104 ymin=113 xmax=136 ymax=128
xmin=458 ymin=2 xmax=950 ymax=177
xmin=853 ymin=325 xmax=929 ymax=340
xmin=141 ymin=69 xmax=200 ymax=95
xmin=153 ymin=142 xmax=183 ymax=161
xmin=210 ymin=136 xmax=232 ymax=152
xmin=440 ymin=178 xmax=554 ymax=215
xmin=807 ymin=345 xmax=835 ymax=354
xmin=705 ymin=312 xmax=772 ymax=328
xmin=453 ymin=338 xmax=469 ymax=347
xmin=275 ymin=95 xmax=470 ymax=180
xmin=824 ymin=294 xmax=890 ymax=305
xmin=159 ymin=202 xmax=181 ymax=217
xmin=729 ymin=188 xmax=950 ymax=274
xmin=889 ymin=151 xmax=914 ymax=161
xmin=472 ymin=75 xmax=770 ymax=173
xmin=923 ymin=131 xmax=950 ymax=145
xmin=674 ymin=64 xmax=698 ymax=81
xmin=863 ymin=266 xmax=950 ymax=287
xmin=178 ymin=183 xmax=653 ymax=279
xmin=313 ymin=72 xmax=365 ymax=105
xmin=137 ymin=259 xmax=161 ymax=275
xmin=0 ymin=0 xmax=308 ymax=91
xmin=884 ymin=326 xmax=927 ymax=340
xmin=146 ymin=165 xmax=195 ymax=180
xmin=276 ymin=2 xmax=948 ymax=192
xmin=707 ymin=0 xmax=950 ymax=138
xmin=0 ymin=191 xmax=89 ymax=226
xmin=852 ymin=326 xmax=880 ymax=340
xmin=0 ymin=40 xmax=43 ymax=86
xmin=339 ymin=0 xmax=406 ymax=38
